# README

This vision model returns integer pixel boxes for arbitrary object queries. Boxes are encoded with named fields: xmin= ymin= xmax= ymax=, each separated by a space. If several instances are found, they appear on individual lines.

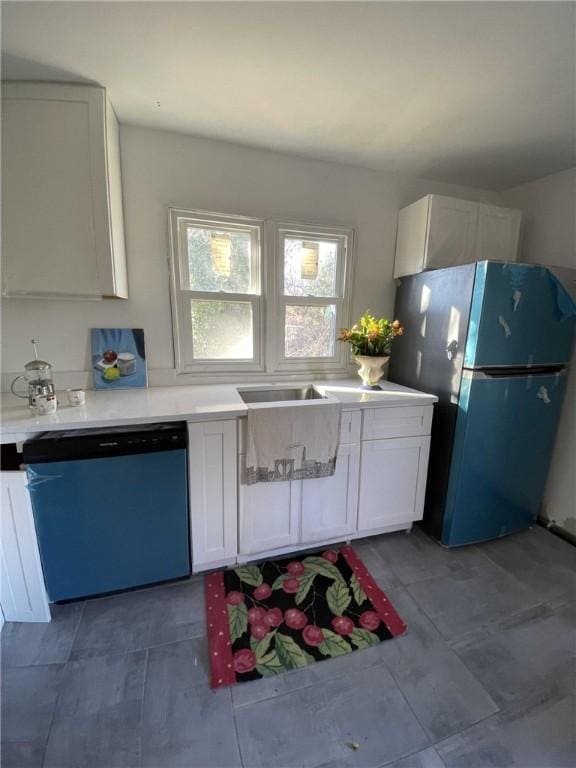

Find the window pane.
xmin=284 ymin=304 xmax=336 ymax=358
xmin=187 ymin=227 xmax=256 ymax=293
xmin=283 ymin=238 xmax=338 ymax=297
xmin=191 ymin=300 xmax=253 ymax=359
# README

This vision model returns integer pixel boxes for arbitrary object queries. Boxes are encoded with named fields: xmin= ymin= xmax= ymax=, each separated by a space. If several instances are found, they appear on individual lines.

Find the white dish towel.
xmin=245 ymin=402 xmax=342 ymax=485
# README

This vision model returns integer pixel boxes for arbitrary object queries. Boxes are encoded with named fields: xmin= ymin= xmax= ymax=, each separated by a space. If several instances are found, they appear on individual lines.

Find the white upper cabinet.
xmin=393 ymin=194 xmax=521 ymax=278
xmin=1 ymin=82 xmax=128 ymax=299
xmin=475 ymin=203 xmax=522 ymax=263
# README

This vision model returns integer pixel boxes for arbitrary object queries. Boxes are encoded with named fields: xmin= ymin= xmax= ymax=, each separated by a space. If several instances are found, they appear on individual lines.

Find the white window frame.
xmin=168 ymin=208 xmax=265 ymax=374
xmin=169 ymin=208 xmax=355 ymax=378
xmin=267 ymin=222 xmax=354 ymax=374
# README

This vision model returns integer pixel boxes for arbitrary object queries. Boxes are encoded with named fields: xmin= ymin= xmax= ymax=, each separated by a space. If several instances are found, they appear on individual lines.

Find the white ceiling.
xmin=2 ymin=1 xmax=575 ymax=191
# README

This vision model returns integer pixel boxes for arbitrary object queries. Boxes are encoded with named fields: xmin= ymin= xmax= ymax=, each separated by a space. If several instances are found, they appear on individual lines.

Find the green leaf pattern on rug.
xmin=294 ymin=569 xmax=316 ymax=605
xmin=275 ymin=632 xmax=315 ymax=669
xmin=251 ymin=630 xmax=276 ymax=659
xmin=256 ymin=650 xmax=285 ymax=677
xmin=233 ymin=565 xmax=263 ymax=587
xmin=302 ymin=556 xmax=346 ymax=584
xmin=227 ymin=601 xmax=248 ymax=643
xmin=350 ymin=573 xmax=367 ymax=605
xmin=271 ymin=572 xmax=291 ymax=590
xmin=318 ymin=628 xmax=352 ymax=657
xmin=349 ymin=628 xmax=380 ymax=649
xmin=326 ymin=581 xmax=351 ymax=616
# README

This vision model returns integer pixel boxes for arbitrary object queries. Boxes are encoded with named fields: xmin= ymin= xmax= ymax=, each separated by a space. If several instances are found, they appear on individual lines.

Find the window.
xmin=273 ymin=225 xmax=352 ymax=372
xmin=169 ymin=209 xmax=264 ymax=372
xmin=169 ymin=209 xmax=353 ymax=377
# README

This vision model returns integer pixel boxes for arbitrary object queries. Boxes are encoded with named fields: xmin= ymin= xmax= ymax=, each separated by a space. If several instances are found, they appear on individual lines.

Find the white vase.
xmin=354 ymin=355 xmax=390 ymax=388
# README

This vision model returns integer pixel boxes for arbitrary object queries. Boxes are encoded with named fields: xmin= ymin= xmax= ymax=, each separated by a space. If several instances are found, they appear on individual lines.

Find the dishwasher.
xmin=23 ymin=423 xmax=190 ymax=601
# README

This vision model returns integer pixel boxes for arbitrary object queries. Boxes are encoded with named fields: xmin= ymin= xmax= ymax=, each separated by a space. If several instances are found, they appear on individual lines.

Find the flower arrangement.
xmin=337 ymin=311 xmax=403 ymax=357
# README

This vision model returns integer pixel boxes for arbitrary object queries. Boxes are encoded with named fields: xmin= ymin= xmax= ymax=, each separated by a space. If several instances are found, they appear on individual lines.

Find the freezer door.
xmin=443 ymin=370 xmax=567 ymax=547
xmin=465 ymin=262 xmax=575 ymax=368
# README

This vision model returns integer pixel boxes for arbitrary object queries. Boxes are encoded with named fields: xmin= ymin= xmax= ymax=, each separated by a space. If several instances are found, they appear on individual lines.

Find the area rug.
xmin=205 ymin=546 xmax=406 ymax=687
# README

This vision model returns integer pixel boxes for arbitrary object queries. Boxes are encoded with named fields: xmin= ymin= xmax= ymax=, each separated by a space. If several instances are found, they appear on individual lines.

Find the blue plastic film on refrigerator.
xmin=465 ymin=262 xmax=576 ymax=368
xmin=442 ymin=370 xmax=567 ymax=546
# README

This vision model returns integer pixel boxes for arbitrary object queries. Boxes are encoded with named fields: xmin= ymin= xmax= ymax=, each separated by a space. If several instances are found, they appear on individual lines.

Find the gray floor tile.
xmin=43 ymin=650 xmax=146 ymax=768
xmin=481 ymin=526 xmax=576 ymax=609
xmin=369 ymin=528 xmax=486 ymax=586
xmin=70 ymin=578 xmax=205 ymax=659
xmin=141 ymin=638 xmax=241 ymax=768
xmin=436 ymin=693 xmax=576 ymax=768
xmin=1 ymin=664 xmax=62 ymax=743
xmin=235 ymin=684 xmax=348 ymax=768
xmin=1 ymin=603 xmax=84 ymax=667
xmin=375 ymin=589 xmax=499 ymax=741
xmin=453 ymin=602 xmax=576 ymax=707
xmin=0 ymin=741 xmax=45 ymax=768
xmin=386 ymin=747 xmax=446 ymax=768
xmin=406 ymin=555 xmax=541 ymax=641
xmin=236 ymin=665 xmax=429 ymax=768
xmin=321 ymin=665 xmax=431 ymax=768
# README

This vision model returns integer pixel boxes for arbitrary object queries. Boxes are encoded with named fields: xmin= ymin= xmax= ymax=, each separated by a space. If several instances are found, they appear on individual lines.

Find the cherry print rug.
xmin=204 ymin=546 xmax=406 ymax=688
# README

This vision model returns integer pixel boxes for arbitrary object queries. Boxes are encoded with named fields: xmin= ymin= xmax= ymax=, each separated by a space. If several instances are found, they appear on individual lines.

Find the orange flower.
xmin=392 ymin=320 xmax=402 ymax=329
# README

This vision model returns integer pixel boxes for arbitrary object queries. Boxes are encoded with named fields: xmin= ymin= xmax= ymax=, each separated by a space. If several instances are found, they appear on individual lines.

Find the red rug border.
xmin=340 ymin=545 xmax=407 ymax=637
xmin=205 ymin=570 xmax=236 ymax=688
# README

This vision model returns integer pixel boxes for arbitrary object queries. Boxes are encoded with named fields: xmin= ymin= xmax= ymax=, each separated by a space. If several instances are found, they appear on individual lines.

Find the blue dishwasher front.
xmin=24 ymin=424 xmax=190 ymax=601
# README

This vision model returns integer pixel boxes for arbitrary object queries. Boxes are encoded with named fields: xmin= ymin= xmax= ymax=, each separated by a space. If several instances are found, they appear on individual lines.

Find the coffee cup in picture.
xmin=117 ymin=352 xmax=136 ymax=376
xmin=67 ymin=388 xmax=86 ymax=406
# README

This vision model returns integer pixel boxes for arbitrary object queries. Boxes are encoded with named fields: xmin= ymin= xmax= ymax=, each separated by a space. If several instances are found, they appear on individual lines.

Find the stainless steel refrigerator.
xmin=389 ymin=261 xmax=575 ymax=547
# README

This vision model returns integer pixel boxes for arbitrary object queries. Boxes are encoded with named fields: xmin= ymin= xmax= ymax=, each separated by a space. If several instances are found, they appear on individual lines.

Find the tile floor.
xmin=1 ymin=525 xmax=575 ymax=768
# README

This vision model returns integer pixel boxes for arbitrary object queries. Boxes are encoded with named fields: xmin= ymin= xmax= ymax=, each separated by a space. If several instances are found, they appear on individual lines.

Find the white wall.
xmin=501 ymin=168 xmax=576 ymax=537
xmin=1 ymin=125 xmax=497 ymax=387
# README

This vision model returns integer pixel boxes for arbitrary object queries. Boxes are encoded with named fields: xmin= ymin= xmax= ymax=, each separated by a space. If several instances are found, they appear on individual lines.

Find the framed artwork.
xmin=90 ymin=328 xmax=148 ymax=390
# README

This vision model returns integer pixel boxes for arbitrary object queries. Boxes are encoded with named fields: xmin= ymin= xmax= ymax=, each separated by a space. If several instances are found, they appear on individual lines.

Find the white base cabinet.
xmin=358 ymin=436 xmax=430 ymax=532
xmin=239 ymin=459 xmax=301 ymax=554
xmin=0 ymin=472 xmax=50 ymax=623
xmin=188 ymin=420 xmax=238 ymax=571
xmin=238 ymin=442 xmax=360 ymax=556
xmin=189 ymin=404 xmax=434 ymax=572
xmin=301 ymin=442 xmax=360 ymax=542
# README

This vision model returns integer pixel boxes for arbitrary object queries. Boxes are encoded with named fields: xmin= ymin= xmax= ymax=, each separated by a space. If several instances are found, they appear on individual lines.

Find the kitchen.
xmin=1 ymin=2 xmax=575 ymax=768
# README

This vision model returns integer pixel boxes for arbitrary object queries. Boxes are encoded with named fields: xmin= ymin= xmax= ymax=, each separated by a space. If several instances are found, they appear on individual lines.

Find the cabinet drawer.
xmin=362 ymin=406 xmax=433 ymax=440
xmin=340 ymin=410 xmax=361 ymax=444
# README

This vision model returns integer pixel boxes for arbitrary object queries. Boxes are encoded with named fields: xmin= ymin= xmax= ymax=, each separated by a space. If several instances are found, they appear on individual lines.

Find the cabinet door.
xmin=425 ymin=196 xmax=478 ymax=270
xmin=188 ymin=420 xmax=237 ymax=570
xmin=301 ymin=443 xmax=359 ymax=542
xmin=475 ymin=204 xmax=521 ymax=263
xmin=358 ymin=436 xmax=430 ymax=532
xmin=1 ymin=473 xmax=51 ymax=623
xmin=1 ymin=82 xmax=127 ymax=299
xmin=239 ymin=457 xmax=301 ymax=555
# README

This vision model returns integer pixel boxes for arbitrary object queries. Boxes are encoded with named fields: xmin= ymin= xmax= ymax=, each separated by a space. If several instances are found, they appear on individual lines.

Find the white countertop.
xmin=0 ymin=379 xmax=437 ymax=443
